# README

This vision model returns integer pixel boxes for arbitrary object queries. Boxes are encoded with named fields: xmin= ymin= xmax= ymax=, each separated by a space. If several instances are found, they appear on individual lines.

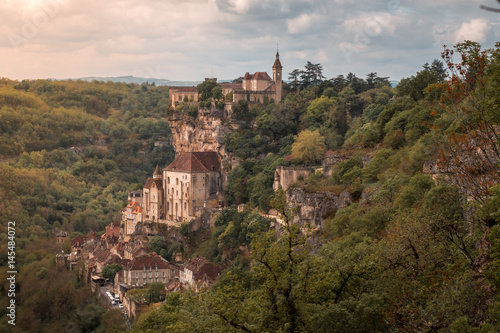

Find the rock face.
xmin=168 ymin=111 xmax=235 ymax=159
xmin=286 ymin=187 xmax=352 ymax=228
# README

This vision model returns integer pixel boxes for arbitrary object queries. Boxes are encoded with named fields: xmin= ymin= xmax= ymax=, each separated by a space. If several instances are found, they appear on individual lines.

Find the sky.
xmin=1 ymin=0 xmax=499 ymax=82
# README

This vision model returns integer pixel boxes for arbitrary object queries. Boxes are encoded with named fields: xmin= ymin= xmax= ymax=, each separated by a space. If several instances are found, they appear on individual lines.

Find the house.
xmin=123 ymin=201 xmax=143 ymax=235
xmin=180 ymin=255 xmax=222 ymax=288
xmin=123 ymin=242 xmax=149 ymax=260
xmin=128 ymin=190 xmax=143 ymax=205
xmin=53 ymin=228 xmax=68 ymax=244
xmin=71 ymin=229 xmax=99 ymax=254
xmin=101 ymin=222 xmax=121 ymax=248
xmin=118 ymin=254 xmax=180 ymax=288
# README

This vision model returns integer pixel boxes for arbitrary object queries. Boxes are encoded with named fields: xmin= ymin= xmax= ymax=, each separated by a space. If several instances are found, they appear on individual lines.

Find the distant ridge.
xmin=74 ymin=75 xmax=202 ymax=87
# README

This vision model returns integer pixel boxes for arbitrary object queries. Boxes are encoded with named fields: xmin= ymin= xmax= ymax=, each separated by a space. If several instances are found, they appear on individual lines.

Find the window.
xmin=176 ymin=178 xmax=179 ymax=185
xmin=184 ymin=202 xmax=187 ymax=210
xmin=136 ymin=272 xmax=138 ymax=277
xmin=168 ymin=177 xmax=170 ymax=184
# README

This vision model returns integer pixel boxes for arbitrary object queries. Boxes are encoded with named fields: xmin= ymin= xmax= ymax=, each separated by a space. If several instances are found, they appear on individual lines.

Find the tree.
xmin=291 ymin=129 xmax=326 ymax=165
xmin=101 ymin=263 xmax=123 ymax=281
xmin=149 ymin=235 xmax=166 ymax=256
xmin=212 ymin=85 xmax=223 ymax=101
xmin=196 ymin=80 xmax=220 ymax=101
xmin=396 ymin=68 xmax=440 ymax=101
xmin=288 ymin=69 xmax=301 ymax=91
xmin=438 ymin=41 xmax=500 ymax=204
xmin=146 ymin=282 xmax=166 ymax=303
xmin=305 ymin=95 xmax=335 ymax=129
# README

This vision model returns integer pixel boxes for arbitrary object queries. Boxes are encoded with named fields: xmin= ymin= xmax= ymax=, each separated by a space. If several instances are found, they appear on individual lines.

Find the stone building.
xmin=127 ymin=151 xmax=223 ymax=231
xmin=117 ymin=253 xmax=179 ymax=287
xmin=162 ymin=151 xmax=223 ymax=223
xmin=143 ymin=165 xmax=164 ymax=222
xmin=169 ymin=51 xmax=283 ymax=109
xmin=123 ymin=201 xmax=143 ymax=235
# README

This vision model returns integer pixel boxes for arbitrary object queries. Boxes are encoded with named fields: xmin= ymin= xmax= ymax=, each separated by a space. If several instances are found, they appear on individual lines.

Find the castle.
xmin=169 ymin=51 xmax=283 ymax=109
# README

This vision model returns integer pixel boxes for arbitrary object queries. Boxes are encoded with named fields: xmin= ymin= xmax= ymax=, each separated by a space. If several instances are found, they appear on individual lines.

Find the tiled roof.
xmin=184 ymin=255 xmax=222 ymax=281
xmin=170 ymin=86 xmax=197 ymax=92
xmin=104 ymin=222 xmax=120 ymax=241
xmin=144 ymin=178 xmax=163 ymax=190
xmin=72 ymin=235 xmax=85 ymax=247
xmin=105 ymin=254 xmax=130 ymax=266
xmin=220 ymin=82 xmax=242 ymax=89
xmin=125 ymin=253 xmax=176 ymax=271
xmin=243 ymin=72 xmax=272 ymax=81
xmin=164 ymin=152 xmax=221 ymax=173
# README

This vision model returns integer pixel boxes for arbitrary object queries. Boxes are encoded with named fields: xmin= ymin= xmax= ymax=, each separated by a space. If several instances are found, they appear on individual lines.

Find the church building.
xmin=124 ymin=152 xmax=224 ymax=234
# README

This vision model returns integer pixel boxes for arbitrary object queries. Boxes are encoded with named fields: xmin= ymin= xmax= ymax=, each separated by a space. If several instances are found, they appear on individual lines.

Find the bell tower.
xmin=272 ymin=50 xmax=283 ymax=102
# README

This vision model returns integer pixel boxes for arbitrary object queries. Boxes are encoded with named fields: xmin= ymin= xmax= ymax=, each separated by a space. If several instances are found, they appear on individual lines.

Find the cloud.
xmin=455 ymin=18 xmax=490 ymax=43
xmin=0 ymin=0 xmax=498 ymax=81
xmin=287 ymin=13 xmax=317 ymax=34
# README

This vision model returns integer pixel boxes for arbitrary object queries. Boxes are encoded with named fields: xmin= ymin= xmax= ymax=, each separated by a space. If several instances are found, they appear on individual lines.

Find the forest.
xmin=0 ymin=40 xmax=500 ymax=332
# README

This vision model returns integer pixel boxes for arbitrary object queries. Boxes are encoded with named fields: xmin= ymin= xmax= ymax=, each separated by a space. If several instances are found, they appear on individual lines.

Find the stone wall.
xmin=273 ymin=166 xmax=314 ymax=191
xmin=286 ymin=187 xmax=352 ymax=228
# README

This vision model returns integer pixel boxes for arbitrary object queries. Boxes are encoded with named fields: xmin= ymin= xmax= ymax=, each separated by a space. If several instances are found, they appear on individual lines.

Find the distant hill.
xmin=75 ymin=75 xmax=202 ymax=87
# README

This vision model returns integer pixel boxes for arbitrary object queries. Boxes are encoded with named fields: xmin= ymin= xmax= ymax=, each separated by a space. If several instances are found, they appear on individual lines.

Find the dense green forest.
xmin=1 ymin=40 xmax=499 ymax=332
xmin=0 ymin=79 xmax=175 ymax=332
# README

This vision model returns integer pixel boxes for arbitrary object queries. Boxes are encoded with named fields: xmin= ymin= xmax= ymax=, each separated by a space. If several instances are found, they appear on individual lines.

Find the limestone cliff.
xmin=167 ymin=110 xmax=237 ymax=159
xmin=286 ymin=187 xmax=352 ymax=228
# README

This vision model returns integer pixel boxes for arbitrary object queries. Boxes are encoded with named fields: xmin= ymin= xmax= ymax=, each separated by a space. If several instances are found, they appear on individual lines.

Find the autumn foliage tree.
xmin=291 ymin=129 xmax=326 ymax=165
xmin=437 ymin=41 xmax=499 ymax=204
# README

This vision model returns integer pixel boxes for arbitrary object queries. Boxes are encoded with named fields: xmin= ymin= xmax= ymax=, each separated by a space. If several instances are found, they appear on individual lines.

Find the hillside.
xmin=0 ymin=41 xmax=499 ymax=332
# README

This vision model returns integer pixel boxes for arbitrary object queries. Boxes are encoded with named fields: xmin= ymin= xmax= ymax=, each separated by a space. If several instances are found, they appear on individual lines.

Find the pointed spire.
xmin=153 ymin=165 xmax=161 ymax=179
xmin=273 ymin=47 xmax=282 ymax=69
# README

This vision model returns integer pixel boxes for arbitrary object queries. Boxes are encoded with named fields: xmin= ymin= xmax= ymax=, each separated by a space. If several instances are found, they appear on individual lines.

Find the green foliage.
xmin=395 ymin=173 xmax=435 ymax=211
xmin=305 ymin=95 xmax=335 ymax=129
xmin=291 ymin=129 xmax=326 ymax=165
xmin=196 ymin=80 xmax=220 ymax=101
xmin=149 ymin=236 xmax=166 ymax=255
xmin=332 ymin=155 xmax=364 ymax=185
xmin=101 ymin=263 xmax=124 ymax=281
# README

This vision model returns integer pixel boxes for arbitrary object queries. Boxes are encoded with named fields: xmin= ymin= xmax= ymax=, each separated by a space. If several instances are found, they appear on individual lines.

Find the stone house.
xmin=119 ymin=253 xmax=180 ymax=288
xmin=123 ymin=201 xmax=143 ymax=235
xmin=101 ymin=222 xmax=120 ymax=249
xmin=180 ymin=255 xmax=222 ymax=288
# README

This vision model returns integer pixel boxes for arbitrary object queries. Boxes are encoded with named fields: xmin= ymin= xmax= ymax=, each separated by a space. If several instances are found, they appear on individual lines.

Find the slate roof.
xmin=164 ymin=152 xmax=221 ymax=173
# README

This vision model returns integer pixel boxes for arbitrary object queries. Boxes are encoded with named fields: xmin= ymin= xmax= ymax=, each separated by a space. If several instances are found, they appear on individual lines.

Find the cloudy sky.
xmin=1 ymin=0 xmax=499 ymax=82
